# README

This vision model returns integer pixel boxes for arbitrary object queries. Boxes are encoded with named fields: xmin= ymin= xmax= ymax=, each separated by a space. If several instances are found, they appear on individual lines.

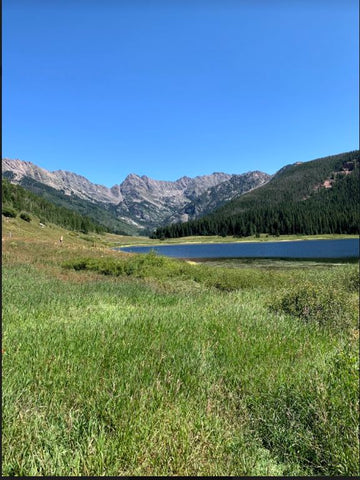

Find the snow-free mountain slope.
xmin=2 ymin=159 xmax=270 ymax=232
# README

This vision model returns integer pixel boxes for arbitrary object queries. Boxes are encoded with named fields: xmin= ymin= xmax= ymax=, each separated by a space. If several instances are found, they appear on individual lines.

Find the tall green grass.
xmin=2 ymin=252 xmax=359 ymax=475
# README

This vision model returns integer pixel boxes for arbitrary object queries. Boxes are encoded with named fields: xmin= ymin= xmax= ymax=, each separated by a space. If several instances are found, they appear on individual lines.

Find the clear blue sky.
xmin=3 ymin=0 xmax=359 ymax=187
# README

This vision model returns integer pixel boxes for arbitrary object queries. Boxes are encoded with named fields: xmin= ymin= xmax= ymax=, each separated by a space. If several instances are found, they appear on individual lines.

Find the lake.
xmin=117 ymin=238 xmax=359 ymax=259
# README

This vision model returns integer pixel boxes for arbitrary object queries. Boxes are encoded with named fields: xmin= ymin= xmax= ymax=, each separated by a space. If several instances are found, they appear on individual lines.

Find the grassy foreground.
xmin=2 ymin=217 xmax=359 ymax=476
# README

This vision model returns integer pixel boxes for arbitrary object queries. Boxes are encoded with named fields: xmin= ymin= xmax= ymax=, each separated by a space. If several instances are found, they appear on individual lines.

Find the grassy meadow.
xmin=2 ymin=217 xmax=359 ymax=476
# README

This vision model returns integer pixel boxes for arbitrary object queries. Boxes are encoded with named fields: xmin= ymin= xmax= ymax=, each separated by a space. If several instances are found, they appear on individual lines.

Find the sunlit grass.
xmin=2 ymin=216 xmax=359 ymax=476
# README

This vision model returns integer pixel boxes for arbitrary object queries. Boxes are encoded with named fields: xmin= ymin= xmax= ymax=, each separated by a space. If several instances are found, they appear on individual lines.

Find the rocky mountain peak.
xmin=2 ymin=158 xmax=270 ymax=232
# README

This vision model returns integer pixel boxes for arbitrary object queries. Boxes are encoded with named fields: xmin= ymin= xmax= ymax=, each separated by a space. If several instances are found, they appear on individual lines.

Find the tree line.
xmin=151 ymin=163 xmax=359 ymax=239
xmin=2 ymin=178 xmax=106 ymax=234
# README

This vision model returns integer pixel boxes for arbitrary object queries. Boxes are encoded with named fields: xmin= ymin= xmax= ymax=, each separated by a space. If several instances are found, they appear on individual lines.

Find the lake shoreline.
xmin=117 ymin=238 xmax=359 ymax=260
xmin=115 ymin=234 xmax=359 ymax=248
xmin=184 ymin=257 xmax=359 ymax=269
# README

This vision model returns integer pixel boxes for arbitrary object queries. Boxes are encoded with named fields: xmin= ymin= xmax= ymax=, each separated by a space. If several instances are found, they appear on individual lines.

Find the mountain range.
xmin=152 ymin=150 xmax=359 ymax=238
xmin=3 ymin=150 xmax=358 ymax=238
xmin=2 ymin=158 xmax=270 ymax=234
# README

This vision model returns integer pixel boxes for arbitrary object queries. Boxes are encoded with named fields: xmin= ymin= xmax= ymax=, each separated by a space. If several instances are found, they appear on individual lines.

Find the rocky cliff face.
xmin=2 ymin=158 xmax=121 ymax=204
xmin=169 ymin=171 xmax=271 ymax=223
xmin=2 ymin=158 xmax=270 ymax=232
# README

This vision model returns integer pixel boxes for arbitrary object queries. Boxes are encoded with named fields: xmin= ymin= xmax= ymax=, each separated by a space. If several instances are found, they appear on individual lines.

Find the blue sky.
xmin=3 ymin=0 xmax=359 ymax=187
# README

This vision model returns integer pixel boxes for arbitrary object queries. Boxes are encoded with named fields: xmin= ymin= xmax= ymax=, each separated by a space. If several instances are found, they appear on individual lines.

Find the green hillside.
xmin=152 ymin=151 xmax=360 ymax=238
xmin=2 ymin=173 xmax=139 ymax=236
xmin=217 ymin=150 xmax=359 ymax=212
xmin=2 ymin=178 xmax=108 ymax=234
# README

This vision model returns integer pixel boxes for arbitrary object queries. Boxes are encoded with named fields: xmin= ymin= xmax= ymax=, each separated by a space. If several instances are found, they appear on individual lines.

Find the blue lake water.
xmin=117 ymin=238 xmax=359 ymax=259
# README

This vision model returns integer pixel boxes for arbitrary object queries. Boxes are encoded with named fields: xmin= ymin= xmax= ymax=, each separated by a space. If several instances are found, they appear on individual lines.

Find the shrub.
xmin=62 ymin=252 xmax=284 ymax=292
xmin=331 ymin=265 xmax=359 ymax=293
xmin=345 ymin=267 xmax=359 ymax=292
xmin=270 ymin=281 xmax=356 ymax=330
xmin=19 ymin=212 xmax=31 ymax=222
xmin=62 ymin=252 xmax=169 ymax=278
xmin=2 ymin=206 xmax=17 ymax=218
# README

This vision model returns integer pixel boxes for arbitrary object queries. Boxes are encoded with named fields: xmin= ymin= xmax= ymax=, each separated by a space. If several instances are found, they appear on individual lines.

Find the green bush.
xmin=345 ymin=267 xmax=359 ymax=292
xmin=270 ymin=281 xmax=356 ymax=330
xmin=62 ymin=252 xmax=169 ymax=278
xmin=2 ymin=206 xmax=17 ymax=218
xmin=19 ymin=212 xmax=31 ymax=222
xmin=332 ymin=265 xmax=359 ymax=293
xmin=63 ymin=252 xmax=283 ymax=293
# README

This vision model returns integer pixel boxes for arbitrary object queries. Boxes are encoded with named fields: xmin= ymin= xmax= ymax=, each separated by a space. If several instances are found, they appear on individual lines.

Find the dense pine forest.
xmin=151 ymin=151 xmax=360 ymax=239
xmin=2 ymin=174 xmax=137 ymax=235
xmin=2 ymin=179 xmax=106 ymax=234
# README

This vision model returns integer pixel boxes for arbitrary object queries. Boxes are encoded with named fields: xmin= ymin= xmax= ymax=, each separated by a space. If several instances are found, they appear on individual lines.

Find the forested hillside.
xmin=2 ymin=179 xmax=107 ymax=234
xmin=152 ymin=151 xmax=360 ymax=238
xmin=3 ymin=161 xmax=268 ymax=234
xmin=2 ymin=174 xmax=138 ymax=235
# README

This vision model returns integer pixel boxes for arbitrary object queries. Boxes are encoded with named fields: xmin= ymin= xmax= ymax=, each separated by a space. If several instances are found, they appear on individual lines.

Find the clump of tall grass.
xmin=62 ymin=251 xmax=287 ymax=292
xmin=245 ymin=340 xmax=359 ymax=475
